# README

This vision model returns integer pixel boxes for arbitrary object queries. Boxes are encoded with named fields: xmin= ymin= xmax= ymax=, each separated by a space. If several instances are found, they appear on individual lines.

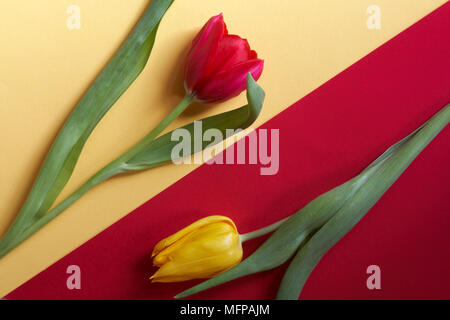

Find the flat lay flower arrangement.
xmin=1 ymin=0 xmax=449 ymax=300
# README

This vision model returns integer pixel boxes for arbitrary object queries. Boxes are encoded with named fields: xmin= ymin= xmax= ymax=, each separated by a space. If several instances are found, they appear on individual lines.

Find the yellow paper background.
xmin=0 ymin=0 xmax=445 ymax=297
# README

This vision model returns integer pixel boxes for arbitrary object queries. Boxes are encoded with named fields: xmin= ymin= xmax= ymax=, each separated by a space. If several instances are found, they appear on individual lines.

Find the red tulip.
xmin=184 ymin=13 xmax=264 ymax=103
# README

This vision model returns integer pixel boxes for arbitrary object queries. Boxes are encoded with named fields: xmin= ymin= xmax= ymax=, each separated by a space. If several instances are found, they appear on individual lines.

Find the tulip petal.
xmin=195 ymin=59 xmax=264 ymax=103
xmin=184 ymin=14 xmax=226 ymax=93
xmin=153 ymin=221 xmax=236 ymax=265
xmin=211 ymin=35 xmax=257 ymax=74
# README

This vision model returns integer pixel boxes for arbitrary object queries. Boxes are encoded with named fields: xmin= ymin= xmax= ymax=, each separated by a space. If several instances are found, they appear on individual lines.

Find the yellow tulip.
xmin=150 ymin=216 xmax=243 ymax=283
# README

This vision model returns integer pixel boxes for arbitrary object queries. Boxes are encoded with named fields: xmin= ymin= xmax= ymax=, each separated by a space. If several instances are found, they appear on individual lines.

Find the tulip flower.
xmin=184 ymin=13 xmax=264 ymax=103
xmin=0 ymin=9 xmax=266 ymax=259
xmin=150 ymin=216 xmax=243 ymax=282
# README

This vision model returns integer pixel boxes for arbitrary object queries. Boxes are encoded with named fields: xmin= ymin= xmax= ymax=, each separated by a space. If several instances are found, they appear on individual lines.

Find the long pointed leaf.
xmin=277 ymin=104 xmax=450 ymax=299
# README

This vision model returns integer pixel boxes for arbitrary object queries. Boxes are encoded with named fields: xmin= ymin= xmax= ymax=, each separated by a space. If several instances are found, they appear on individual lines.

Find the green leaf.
xmin=277 ymin=104 xmax=450 ymax=299
xmin=176 ymin=104 xmax=450 ymax=299
xmin=0 ymin=75 xmax=265 ymax=258
xmin=0 ymin=0 xmax=175 ymax=252
xmin=124 ymin=74 xmax=265 ymax=170
xmin=175 ymin=180 xmax=361 ymax=299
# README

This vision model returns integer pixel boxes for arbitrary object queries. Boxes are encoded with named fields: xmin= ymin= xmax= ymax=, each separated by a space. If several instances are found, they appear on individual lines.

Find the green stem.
xmin=0 ymin=94 xmax=193 ymax=258
xmin=240 ymin=217 xmax=291 ymax=242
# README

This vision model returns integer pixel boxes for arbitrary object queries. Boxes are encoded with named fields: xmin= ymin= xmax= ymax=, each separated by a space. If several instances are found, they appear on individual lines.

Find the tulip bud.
xmin=184 ymin=13 xmax=264 ymax=103
xmin=150 ymin=216 xmax=243 ymax=283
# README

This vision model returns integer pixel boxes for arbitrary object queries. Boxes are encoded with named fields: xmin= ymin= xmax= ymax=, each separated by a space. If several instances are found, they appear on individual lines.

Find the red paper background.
xmin=6 ymin=3 xmax=450 ymax=300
